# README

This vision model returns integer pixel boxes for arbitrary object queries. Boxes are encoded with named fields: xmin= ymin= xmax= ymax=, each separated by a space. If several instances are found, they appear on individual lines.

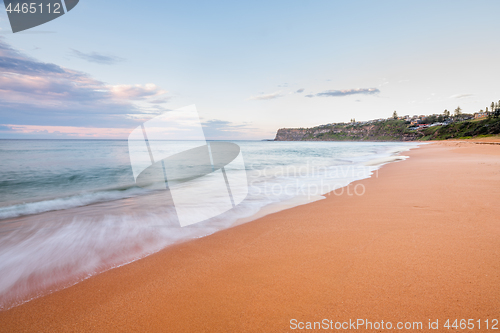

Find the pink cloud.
xmin=0 ymin=38 xmax=170 ymax=124
xmin=108 ymin=84 xmax=167 ymax=100
xmin=6 ymin=124 xmax=132 ymax=139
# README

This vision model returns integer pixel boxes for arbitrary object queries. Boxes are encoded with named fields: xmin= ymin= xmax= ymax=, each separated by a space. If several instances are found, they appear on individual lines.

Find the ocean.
xmin=0 ymin=139 xmax=420 ymax=309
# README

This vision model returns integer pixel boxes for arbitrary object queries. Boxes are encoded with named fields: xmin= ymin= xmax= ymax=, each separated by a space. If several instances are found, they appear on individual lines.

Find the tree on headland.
xmin=392 ymin=111 xmax=398 ymax=119
xmin=494 ymin=101 xmax=500 ymax=118
xmin=443 ymin=109 xmax=450 ymax=118
xmin=491 ymin=102 xmax=495 ymax=114
xmin=454 ymin=106 xmax=462 ymax=117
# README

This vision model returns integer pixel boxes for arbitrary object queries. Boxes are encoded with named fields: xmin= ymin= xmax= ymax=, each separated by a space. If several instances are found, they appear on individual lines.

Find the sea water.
xmin=0 ymin=139 xmax=420 ymax=309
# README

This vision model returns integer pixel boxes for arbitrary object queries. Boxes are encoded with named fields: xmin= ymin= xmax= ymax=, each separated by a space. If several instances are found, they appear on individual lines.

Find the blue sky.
xmin=1 ymin=0 xmax=499 ymax=139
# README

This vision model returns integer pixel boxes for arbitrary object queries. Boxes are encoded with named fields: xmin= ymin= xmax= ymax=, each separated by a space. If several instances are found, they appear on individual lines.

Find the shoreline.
xmin=0 ymin=142 xmax=417 ymax=312
xmin=1 ymin=141 xmax=499 ymax=332
xmin=233 ymin=144 xmax=419 ymax=227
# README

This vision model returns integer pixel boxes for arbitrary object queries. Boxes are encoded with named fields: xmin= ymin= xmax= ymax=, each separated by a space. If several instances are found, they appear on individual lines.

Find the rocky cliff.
xmin=274 ymin=120 xmax=421 ymax=141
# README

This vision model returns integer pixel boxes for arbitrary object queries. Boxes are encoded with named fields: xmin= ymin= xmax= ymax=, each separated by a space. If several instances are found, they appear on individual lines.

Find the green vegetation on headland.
xmin=418 ymin=117 xmax=500 ymax=141
xmin=274 ymin=100 xmax=500 ymax=141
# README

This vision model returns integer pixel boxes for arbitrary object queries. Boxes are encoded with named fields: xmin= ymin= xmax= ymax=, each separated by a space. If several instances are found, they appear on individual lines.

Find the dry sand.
xmin=1 ymin=141 xmax=499 ymax=332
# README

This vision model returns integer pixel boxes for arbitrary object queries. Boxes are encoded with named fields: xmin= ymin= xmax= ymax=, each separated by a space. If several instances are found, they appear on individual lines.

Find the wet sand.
xmin=1 ymin=141 xmax=499 ymax=332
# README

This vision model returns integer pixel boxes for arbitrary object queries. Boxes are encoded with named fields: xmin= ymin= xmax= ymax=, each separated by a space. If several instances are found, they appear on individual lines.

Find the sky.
xmin=0 ymin=0 xmax=500 ymax=140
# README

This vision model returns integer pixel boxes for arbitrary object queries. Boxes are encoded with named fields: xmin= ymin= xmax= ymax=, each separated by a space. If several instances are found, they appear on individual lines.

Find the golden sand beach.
xmin=1 ymin=141 xmax=499 ymax=332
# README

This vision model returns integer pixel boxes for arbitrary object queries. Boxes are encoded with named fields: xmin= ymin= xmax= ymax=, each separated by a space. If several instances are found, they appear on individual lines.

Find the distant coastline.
xmin=275 ymin=103 xmax=500 ymax=141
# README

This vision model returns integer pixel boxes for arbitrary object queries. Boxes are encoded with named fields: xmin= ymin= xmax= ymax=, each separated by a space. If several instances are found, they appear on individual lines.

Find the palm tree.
xmin=491 ymin=102 xmax=495 ymax=113
xmin=443 ymin=109 xmax=450 ymax=118
xmin=454 ymin=106 xmax=462 ymax=116
xmin=392 ymin=111 xmax=398 ymax=119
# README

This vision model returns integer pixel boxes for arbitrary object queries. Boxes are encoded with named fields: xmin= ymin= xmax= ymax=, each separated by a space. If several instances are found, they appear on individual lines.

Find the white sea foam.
xmin=0 ymin=187 xmax=149 ymax=220
xmin=0 ymin=211 xmax=219 ymax=310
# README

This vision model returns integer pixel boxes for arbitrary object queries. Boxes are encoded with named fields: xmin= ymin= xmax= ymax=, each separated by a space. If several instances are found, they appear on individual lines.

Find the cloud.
xmin=449 ymin=94 xmax=473 ymax=99
xmin=296 ymin=88 xmax=305 ymax=93
xmin=0 ymin=41 xmax=65 ymax=76
xmin=0 ymin=40 xmax=23 ymax=58
xmin=379 ymin=79 xmax=389 ymax=87
xmin=0 ymin=56 xmax=65 ymax=75
xmin=108 ymin=84 xmax=167 ymax=100
xmin=311 ymin=88 xmax=380 ymax=97
xmin=248 ymin=91 xmax=283 ymax=100
xmin=202 ymin=119 xmax=257 ymax=140
xmin=70 ymin=49 xmax=125 ymax=65
xmin=148 ymin=98 xmax=171 ymax=104
xmin=0 ymin=124 xmax=131 ymax=139
xmin=0 ymin=38 xmax=170 ymax=128
xmin=1 ymin=119 xmax=261 ymax=140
